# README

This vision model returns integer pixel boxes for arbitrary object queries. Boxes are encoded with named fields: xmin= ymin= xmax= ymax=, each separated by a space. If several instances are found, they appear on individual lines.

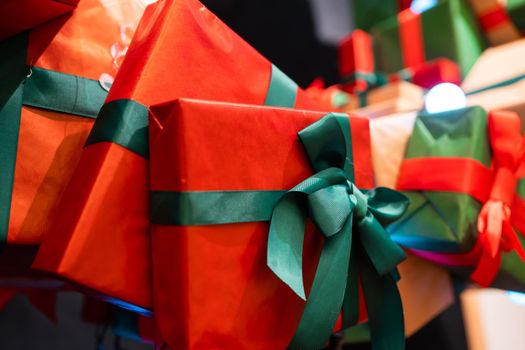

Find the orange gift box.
xmin=148 ymin=99 xmax=404 ymax=349
xmin=33 ymin=0 xmax=368 ymax=312
xmin=0 ymin=0 xmax=146 ymax=250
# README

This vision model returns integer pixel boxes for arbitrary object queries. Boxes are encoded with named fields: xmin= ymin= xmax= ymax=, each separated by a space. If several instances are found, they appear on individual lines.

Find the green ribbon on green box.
xmin=388 ymin=106 xmax=525 ymax=287
xmin=0 ymin=32 xmax=108 ymax=243
xmin=353 ymin=0 xmax=402 ymax=31
xmin=151 ymin=113 xmax=409 ymax=350
xmin=507 ymin=0 xmax=525 ymax=30
xmin=371 ymin=0 xmax=485 ymax=77
xmin=389 ymin=107 xmax=490 ymax=253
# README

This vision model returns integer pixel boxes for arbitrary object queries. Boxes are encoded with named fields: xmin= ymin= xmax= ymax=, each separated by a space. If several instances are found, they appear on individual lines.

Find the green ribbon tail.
xmin=359 ymin=212 xmax=406 ymax=276
xmin=342 ymin=247 xmax=360 ymax=328
xmin=267 ymin=193 xmax=308 ymax=300
xmin=360 ymin=254 xmax=405 ymax=350
xmin=267 ymin=167 xmax=353 ymax=301
xmin=288 ymin=222 xmax=353 ymax=350
xmin=0 ymin=32 xmax=29 ymax=243
xmin=0 ymin=84 xmax=24 ymax=244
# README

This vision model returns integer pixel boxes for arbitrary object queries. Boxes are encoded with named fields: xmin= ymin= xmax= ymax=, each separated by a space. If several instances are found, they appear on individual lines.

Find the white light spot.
xmin=424 ymin=83 xmax=466 ymax=114
xmin=507 ymin=291 xmax=525 ymax=307
xmin=410 ymin=0 xmax=438 ymax=14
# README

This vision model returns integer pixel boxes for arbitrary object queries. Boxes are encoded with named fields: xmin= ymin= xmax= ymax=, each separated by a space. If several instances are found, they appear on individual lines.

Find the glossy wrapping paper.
xmin=464 ymin=38 xmax=525 ymax=120
xmin=33 ymin=0 xmax=364 ymax=312
xmin=0 ymin=0 xmax=146 ymax=248
xmin=388 ymin=107 xmax=525 ymax=287
xmin=148 ymin=99 xmax=404 ymax=349
xmin=371 ymin=0 xmax=485 ymax=76
xmin=0 ymin=0 xmax=78 ymax=41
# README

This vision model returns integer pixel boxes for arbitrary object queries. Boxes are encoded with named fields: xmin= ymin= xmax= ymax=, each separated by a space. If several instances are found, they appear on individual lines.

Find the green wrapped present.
xmin=389 ymin=106 xmax=525 ymax=288
xmin=352 ymin=0 xmax=405 ymax=31
xmin=371 ymin=0 xmax=486 ymax=76
xmin=507 ymin=0 xmax=525 ymax=30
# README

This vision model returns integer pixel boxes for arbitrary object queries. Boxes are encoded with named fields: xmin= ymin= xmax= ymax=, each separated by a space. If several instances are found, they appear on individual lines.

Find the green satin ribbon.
xmin=150 ymin=113 xmax=408 ymax=350
xmin=23 ymin=66 xmax=106 ymax=118
xmin=264 ymin=65 xmax=298 ymax=107
xmin=0 ymin=32 xmax=108 ymax=243
xmin=465 ymin=72 xmax=525 ymax=96
xmin=85 ymin=99 xmax=149 ymax=158
xmin=341 ymin=71 xmax=387 ymax=89
xmin=85 ymin=64 xmax=298 ymax=158
xmin=0 ymin=33 xmax=27 ymax=243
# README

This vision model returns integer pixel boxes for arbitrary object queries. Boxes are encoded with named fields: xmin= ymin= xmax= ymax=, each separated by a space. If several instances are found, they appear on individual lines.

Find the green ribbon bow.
xmin=151 ymin=113 xmax=409 ymax=350
xmin=269 ymin=114 xmax=408 ymax=349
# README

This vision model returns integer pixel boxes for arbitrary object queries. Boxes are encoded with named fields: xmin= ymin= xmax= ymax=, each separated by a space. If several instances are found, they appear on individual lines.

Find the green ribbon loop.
xmin=298 ymin=112 xmax=354 ymax=175
xmin=309 ymin=184 xmax=353 ymax=238
xmin=267 ymin=114 xmax=409 ymax=349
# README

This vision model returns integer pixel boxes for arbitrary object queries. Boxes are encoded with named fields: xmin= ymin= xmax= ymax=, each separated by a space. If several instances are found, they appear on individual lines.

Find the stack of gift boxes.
xmin=2 ymin=0 xmax=525 ymax=348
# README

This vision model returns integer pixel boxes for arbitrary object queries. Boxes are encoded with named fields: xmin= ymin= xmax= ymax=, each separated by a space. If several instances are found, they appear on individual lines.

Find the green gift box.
xmin=388 ymin=106 xmax=525 ymax=288
xmin=352 ymin=0 xmax=404 ymax=31
xmin=507 ymin=0 xmax=525 ymax=31
xmin=371 ymin=0 xmax=486 ymax=76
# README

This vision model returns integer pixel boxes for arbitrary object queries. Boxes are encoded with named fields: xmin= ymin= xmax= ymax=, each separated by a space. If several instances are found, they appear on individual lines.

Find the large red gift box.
xmin=148 ymin=99 xmax=406 ymax=349
xmin=34 ymin=0 xmax=374 ymax=312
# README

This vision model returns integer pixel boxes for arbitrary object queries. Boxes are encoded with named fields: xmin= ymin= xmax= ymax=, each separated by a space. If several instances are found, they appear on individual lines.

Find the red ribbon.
xmin=397 ymin=111 xmax=525 ymax=286
xmin=398 ymin=9 xmax=426 ymax=69
xmin=478 ymin=4 xmax=512 ymax=32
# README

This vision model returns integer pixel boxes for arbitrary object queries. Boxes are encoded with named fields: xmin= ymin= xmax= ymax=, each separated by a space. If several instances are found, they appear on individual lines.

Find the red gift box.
xmin=148 ymin=99 xmax=405 ymax=349
xmin=338 ymin=30 xmax=377 ymax=93
xmin=0 ymin=0 xmax=79 ymax=41
xmin=338 ymin=30 xmax=461 ymax=90
xmin=34 ymin=0 xmax=374 ymax=312
xmin=0 ymin=0 xmax=145 ymax=250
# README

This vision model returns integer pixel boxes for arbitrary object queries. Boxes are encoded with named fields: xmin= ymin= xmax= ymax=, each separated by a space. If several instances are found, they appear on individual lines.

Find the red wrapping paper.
xmin=34 ymin=0 xmax=373 ymax=311
xmin=0 ymin=0 xmax=79 ymax=41
xmin=2 ymin=0 xmax=145 ymax=249
xmin=149 ymin=99 xmax=372 ymax=349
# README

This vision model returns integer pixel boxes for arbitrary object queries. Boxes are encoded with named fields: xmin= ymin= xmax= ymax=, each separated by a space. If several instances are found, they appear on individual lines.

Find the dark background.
xmin=201 ymin=0 xmax=346 ymax=88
